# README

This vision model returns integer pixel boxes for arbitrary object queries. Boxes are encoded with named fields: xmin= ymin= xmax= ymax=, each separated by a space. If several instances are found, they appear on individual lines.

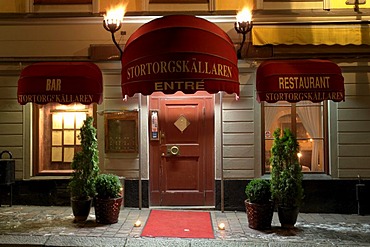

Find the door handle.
xmin=159 ymin=130 xmax=165 ymax=145
xmin=169 ymin=145 xmax=180 ymax=156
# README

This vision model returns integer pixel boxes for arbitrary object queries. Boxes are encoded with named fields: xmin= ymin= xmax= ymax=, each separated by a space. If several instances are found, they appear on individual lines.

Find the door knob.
xmin=169 ymin=146 xmax=179 ymax=156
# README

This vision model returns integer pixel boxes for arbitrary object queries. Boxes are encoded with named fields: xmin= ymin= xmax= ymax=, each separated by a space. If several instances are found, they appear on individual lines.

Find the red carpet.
xmin=141 ymin=210 xmax=214 ymax=239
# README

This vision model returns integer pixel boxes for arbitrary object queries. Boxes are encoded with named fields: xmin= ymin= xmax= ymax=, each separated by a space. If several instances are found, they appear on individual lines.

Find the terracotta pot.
xmin=245 ymin=200 xmax=274 ymax=230
xmin=71 ymin=197 xmax=92 ymax=222
xmin=277 ymin=206 xmax=300 ymax=228
xmin=95 ymin=197 xmax=123 ymax=224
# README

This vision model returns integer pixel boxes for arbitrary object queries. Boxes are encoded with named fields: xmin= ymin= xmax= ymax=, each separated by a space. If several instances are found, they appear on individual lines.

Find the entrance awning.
xmin=121 ymin=15 xmax=239 ymax=97
xmin=17 ymin=62 xmax=103 ymax=105
xmin=256 ymin=59 xmax=345 ymax=103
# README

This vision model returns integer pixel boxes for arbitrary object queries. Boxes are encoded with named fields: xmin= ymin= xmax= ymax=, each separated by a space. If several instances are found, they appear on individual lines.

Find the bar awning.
xmin=252 ymin=25 xmax=370 ymax=46
xmin=121 ymin=15 xmax=239 ymax=97
xmin=17 ymin=62 xmax=103 ymax=105
xmin=256 ymin=59 xmax=345 ymax=103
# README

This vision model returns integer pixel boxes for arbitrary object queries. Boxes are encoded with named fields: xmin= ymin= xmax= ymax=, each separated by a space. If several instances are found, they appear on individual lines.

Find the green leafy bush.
xmin=95 ymin=174 xmax=122 ymax=199
xmin=68 ymin=116 xmax=100 ymax=200
xmin=245 ymin=179 xmax=271 ymax=204
xmin=270 ymin=128 xmax=304 ymax=207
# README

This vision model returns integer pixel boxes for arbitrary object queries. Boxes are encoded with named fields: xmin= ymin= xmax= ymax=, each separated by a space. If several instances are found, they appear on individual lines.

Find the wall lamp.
xmin=234 ymin=8 xmax=253 ymax=59
xmin=103 ymin=4 xmax=127 ymax=59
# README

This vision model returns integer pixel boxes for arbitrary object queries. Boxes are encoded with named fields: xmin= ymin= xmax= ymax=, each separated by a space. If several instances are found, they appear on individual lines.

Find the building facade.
xmin=0 ymin=0 xmax=369 ymax=214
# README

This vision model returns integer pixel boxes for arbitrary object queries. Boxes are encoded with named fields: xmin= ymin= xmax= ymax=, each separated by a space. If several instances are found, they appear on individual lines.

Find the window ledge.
xmin=261 ymin=173 xmax=333 ymax=180
xmin=26 ymin=176 xmax=70 ymax=181
xmin=303 ymin=174 xmax=333 ymax=180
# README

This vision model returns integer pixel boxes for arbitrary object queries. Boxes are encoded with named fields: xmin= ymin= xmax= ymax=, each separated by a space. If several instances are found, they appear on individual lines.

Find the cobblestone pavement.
xmin=0 ymin=205 xmax=369 ymax=246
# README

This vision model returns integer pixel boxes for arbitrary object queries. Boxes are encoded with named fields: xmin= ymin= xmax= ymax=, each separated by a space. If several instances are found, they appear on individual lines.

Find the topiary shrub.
xmin=68 ymin=116 xmax=100 ymax=200
xmin=95 ymin=174 xmax=122 ymax=199
xmin=270 ymin=128 xmax=304 ymax=207
xmin=245 ymin=179 xmax=272 ymax=204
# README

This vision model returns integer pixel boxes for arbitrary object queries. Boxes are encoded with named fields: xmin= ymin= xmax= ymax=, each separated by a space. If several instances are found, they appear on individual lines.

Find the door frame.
xmin=148 ymin=91 xmax=215 ymax=206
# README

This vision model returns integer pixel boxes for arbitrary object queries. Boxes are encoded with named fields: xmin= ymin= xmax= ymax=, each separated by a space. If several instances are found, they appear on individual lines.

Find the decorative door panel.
xmin=149 ymin=92 xmax=214 ymax=206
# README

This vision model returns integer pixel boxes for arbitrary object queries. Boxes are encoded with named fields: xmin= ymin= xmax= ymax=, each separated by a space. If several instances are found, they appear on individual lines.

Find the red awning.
xmin=256 ymin=59 xmax=345 ymax=103
xmin=121 ymin=15 xmax=239 ymax=97
xmin=18 ymin=62 xmax=103 ymax=105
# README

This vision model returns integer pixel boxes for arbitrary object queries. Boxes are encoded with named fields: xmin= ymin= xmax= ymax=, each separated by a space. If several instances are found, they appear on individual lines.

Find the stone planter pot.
xmin=71 ymin=197 xmax=92 ymax=222
xmin=277 ymin=206 xmax=300 ymax=228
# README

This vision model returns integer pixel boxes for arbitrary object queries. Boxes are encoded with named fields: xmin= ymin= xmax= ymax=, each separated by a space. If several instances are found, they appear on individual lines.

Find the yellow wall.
xmin=1 ymin=0 xmax=369 ymax=13
xmin=100 ymin=0 xmax=143 ymax=13
xmin=216 ymin=0 xmax=254 ymax=11
xmin=331 ymin=1 xmax=370 ymax=8
xmin=0 ymin=0 xmax=26 ymax=13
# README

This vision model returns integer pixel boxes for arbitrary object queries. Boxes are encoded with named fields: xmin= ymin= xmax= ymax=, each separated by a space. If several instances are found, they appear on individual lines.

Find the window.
xmin=259 ymin=0 xmax=323 ymax=10
xmin=150 ymin=0 xmax=208 ymax=3
xmin=262 ymin=101 xmax=327 ymax=174
xmin=33 ymin=0 xmax=93 ymax=13
xmin=34 ymin=0 xmax=92 ymax=4
xmin=34 ymin=103 xmax=95 ymax=175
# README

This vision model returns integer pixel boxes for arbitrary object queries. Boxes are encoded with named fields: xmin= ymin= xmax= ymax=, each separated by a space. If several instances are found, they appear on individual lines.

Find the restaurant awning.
xmin=17 ymin=62 xmax=103 ymax=105
xmin=121 ymin=15 xmax=239 ymax=97
xmin=256 ymin=59 xmax=345 ymax=103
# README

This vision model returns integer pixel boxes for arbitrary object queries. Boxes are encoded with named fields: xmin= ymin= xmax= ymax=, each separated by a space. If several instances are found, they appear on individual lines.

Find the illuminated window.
xmin=150 ymin=0 xmax=208 ymax=3
xmin=34 ymin=0 xmax=92 ymax=4
xmin=34 ymin=103 xmax=95 ymax=175
xmin=262 ymin=101 xmax=327 ymax=174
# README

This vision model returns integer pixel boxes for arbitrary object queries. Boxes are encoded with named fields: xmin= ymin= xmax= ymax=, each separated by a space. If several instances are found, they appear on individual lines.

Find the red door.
xmin=149 ymin=92 xmax=214 ymax=206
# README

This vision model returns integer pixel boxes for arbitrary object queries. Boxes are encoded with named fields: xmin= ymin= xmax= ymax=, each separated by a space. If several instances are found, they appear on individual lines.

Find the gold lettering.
xmin=140 ymin=64 xmax=146 ymax=76
xmin=154 ymin=82 xmax=163 ymax=90
xmin=168 ymin=61 xmax=175 ymax=73
xmin=185 ymin=81 xmax=194 ymax=90
xmin=226 ymin=66 xmax=232 ymax=78
xmin=279 ymin=77 xmax=284 ymax=89
xmin=204 ymin=62 xmax=210 ymax=74
xmin=191 ymin=61 xmax=198 ymax=73
xmin=46 ymin=79 xmax=61 ymax=91
xmin=164 ymin=81 xmax=173 ymax=90
xmin=211 ymin=64 xmax=217 ymax=75
xmin=196 ymin=81 xmax=205 ymax=90
xmin=153 ymin=62 xmax=160 ymax=74
xmin=160 ymin=61 xmax=167 ymax=73
xmin=125 ymin=60 xmax=234 ymax=80
xmin=217 ymin=64 xmax=223 ymax=76
xmin=134 ymin=65 xmax=140 ymax=78
xmin=182 ymin=61 xmax=190 ymax=72
xmin=146 ymin=62 xmax=153 ymax=75
xmin=127 ymin=67 xmax=133 ymax=79
xmin=176 ymin=60 xmax=182 ymax=72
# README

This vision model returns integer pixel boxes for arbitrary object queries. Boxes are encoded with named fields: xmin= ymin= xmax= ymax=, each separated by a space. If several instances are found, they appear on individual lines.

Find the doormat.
xmin=141 ymin=210 xmax=215 ymax=239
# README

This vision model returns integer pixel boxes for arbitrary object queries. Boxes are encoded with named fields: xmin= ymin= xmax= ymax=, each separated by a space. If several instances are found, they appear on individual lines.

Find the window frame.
xmin=149 ymin=0 xmax=208 ymax=3
xmin=32 ymin=103 xmax=97 ymax=176
xmin=33 ymin=0 xmax=92 ymax=4
xmin=261 ymin=101 xmax=329 ymax=175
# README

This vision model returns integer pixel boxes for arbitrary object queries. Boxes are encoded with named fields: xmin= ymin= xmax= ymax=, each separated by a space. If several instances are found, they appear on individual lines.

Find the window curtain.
xmin=297 ymin=102 xmax=323 ymax=172
xmin=265 ymin=106 xmax=280 ymax=134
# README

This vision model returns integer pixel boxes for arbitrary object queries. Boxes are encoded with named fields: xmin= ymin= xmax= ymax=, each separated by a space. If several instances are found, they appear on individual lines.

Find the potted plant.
xmin=68 ymin=116 xmax=100 ymax=222
xmin=94 ymin=173 xmax=123 ymax=224
xmin=270 ymin=128 xmax=304 ymax=228
xmin=244 ymin=178 xmax=274 ymax=230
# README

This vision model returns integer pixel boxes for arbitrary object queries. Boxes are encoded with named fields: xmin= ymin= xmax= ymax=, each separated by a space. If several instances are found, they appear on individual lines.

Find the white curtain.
xmin=265 ymin=106 xmax=282 ymax=136
xmin=296 ymin=102 xmax=323 ymax=172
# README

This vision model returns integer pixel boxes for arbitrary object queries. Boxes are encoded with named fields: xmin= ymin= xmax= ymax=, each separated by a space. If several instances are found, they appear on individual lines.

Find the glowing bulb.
xmin=236 ymin=7 xmax=252 ymax=25
xmin=218 ymin=222 xmax=225 ymax=230
xmin=134 ymin=220 xmax=141 ymax=227
xmin=103 ymin=3 xmax=128 ymax=26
